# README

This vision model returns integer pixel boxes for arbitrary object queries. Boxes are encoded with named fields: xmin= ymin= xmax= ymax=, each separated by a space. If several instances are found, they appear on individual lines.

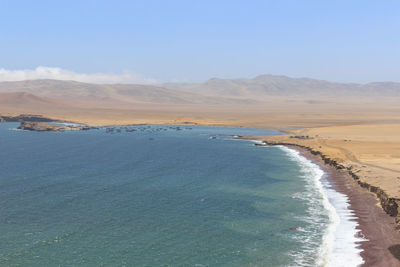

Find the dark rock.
xmin=289 ymin=227 xmax=303 ymax=231
xmin=17 ymin=122 xmax=63 ymax=131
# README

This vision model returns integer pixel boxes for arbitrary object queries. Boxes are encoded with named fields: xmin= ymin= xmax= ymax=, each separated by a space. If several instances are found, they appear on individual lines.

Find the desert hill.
xmin=164 ymin=74 xmax=400 ymax=99
xmin=0 ymin=76 xmax=399 ymax=128
xmin=1 ymin=76 xmax=399 ymax=110
xmin=0 ymin=91 xmax=72 ymax=109
xmin=0 ymin=79 xmax=257 ymax=107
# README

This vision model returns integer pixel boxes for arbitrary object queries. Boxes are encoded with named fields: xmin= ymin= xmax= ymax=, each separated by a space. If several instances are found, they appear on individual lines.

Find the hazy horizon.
xmin=1 ymin=67 xmax=400 ymax=85
xmin=1 ymin=0 xmax=399 ymax=84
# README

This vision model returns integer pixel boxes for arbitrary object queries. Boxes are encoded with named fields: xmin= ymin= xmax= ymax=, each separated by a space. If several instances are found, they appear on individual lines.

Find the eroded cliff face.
xmin=260 ymin=140 xmax=400 ymax=229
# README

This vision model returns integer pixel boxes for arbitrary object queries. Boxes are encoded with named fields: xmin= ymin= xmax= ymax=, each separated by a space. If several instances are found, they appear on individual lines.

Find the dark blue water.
xmin=0 ymin=123 xmax=336 ymax=266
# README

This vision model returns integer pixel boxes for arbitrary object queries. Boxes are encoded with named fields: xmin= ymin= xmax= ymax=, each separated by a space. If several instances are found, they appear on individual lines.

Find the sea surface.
xmin=0 ymin=123 xmax=364 ymax=266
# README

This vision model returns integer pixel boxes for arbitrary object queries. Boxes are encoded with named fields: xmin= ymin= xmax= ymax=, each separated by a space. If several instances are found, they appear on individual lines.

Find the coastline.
xmin=277 ymin=145 xmax=364 ymax=266
xmin=0 ymin=114 xmax=234 ymax=131
xmin=281 ymin=144 xmax=400 ymax=266
xmin=3 ymin=115 xmax=400 ymax=264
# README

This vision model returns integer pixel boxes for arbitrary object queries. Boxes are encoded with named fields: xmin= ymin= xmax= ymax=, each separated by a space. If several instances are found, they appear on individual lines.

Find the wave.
xmin=278 ymin=146 xmax=365 ymax=267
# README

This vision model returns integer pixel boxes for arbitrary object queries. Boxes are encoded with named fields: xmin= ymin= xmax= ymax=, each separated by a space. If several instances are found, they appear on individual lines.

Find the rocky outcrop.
xmin=17 ymin=122 xmax=68 ymax=131
xmin=261 ymin=140 xmax=400 ymax=229
xmin=0 ymin=114 xmax=94 ymax=132
xmin=17 ymin=121 xmax=94 ymax=132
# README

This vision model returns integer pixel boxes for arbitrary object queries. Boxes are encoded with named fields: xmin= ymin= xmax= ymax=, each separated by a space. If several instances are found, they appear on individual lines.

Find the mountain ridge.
xmin=163 ymin=74 xmax=400 ymax=98
xmin=0 ymin=75 xmax=399 ymax=114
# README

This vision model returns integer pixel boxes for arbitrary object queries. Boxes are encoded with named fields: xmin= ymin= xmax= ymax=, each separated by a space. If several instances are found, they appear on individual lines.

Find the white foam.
xmin=278 ymin=146 xmax=365 ymax=267
xmin=53 ymin=122 xmax=82 ymax=127
xmin=250 ymin=140 xmax=265 ymax=145
xmin=229 ymin=138 xmax=265 ymax=145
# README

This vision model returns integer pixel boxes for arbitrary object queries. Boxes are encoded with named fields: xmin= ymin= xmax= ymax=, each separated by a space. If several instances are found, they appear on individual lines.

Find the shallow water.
xmin=0 ymin=123 xmax=362 ymax=266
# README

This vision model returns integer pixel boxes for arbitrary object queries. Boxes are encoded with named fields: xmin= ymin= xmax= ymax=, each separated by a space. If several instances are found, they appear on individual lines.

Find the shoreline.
xmin=282 ymin=144 xmax=400 ymax=266
xmin=0 ymin=114 xmax=240 ymax=131
xmin=3 ymin=116 xmax=400 ymax=264
xmin=0 ymin=113 xmax=294 ymax=132
xmin=278 ymin=145 xmax=364 ymax=266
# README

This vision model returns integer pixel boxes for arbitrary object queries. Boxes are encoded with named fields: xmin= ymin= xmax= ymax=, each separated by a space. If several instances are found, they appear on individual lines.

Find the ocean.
xmin=0 ymin=123 xmax=364 ymax=266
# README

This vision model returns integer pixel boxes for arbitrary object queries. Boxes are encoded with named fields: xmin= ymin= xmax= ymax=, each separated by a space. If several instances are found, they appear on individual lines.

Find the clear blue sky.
xmin=1 ymin=0 xmax=399 ymax=83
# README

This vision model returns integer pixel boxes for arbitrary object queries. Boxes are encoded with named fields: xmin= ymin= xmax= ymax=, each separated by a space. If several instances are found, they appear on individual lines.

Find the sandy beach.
xmin=291 ymin=146 xmax=400 ymax=266
xmin=244 ymin=122 xmax=400 ymax=266
xmin=253 ymin=124 xmax=400 ymax=220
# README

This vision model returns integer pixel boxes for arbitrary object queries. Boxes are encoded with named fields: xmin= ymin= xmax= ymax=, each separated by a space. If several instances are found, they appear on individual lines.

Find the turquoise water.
xmin=0 ymin=123 xmax=345 ymax=266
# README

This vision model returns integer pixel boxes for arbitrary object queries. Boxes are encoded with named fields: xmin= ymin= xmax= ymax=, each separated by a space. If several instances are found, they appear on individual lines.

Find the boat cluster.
xmin=103 ymin=125 xmax=193 ymax=134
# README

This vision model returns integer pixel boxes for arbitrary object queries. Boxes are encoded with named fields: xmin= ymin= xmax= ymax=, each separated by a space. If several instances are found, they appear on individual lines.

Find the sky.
xmin=0 ymin=0 xmax=399 ymax=83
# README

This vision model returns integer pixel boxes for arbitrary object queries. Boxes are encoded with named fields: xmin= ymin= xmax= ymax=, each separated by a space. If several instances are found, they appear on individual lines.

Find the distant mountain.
xmin=0 ymin=76 xmax=399 ymax=115
xmin=0 ymin=79 xmax=257 ymax=107
xmin=1 ymin=76 xmax=398 ymax=126
xmin=164 ymin=75 xmax=400 ymax=99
